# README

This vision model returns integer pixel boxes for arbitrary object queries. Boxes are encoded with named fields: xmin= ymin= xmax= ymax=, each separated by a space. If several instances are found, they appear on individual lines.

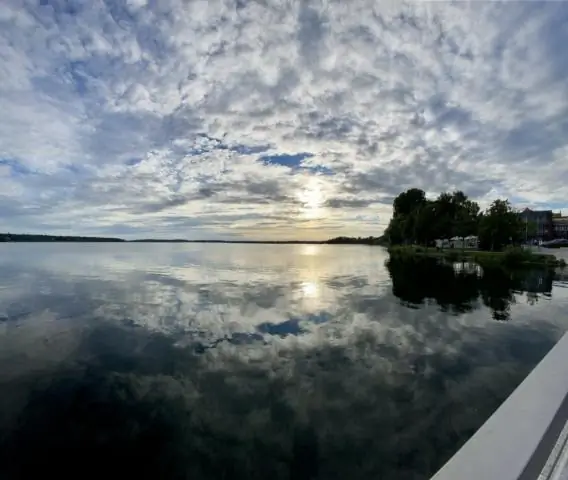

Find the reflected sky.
xmin=0 ymin=244 xmax=567 ymax=480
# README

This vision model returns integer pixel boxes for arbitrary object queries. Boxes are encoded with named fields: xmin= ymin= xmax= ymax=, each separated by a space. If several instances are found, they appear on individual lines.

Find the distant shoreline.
xmin=0 ymin=233 xmax=324 ymax=244
xmin=1 ymin=233 xmax=387 ymax=245
xmin=131 ymin=240 xmax=326 ymax=244
xmin=1 ymin=233 xmax=125 ymax=243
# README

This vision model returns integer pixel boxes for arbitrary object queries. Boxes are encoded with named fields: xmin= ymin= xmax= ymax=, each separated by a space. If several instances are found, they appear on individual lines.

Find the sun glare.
xmin=301 ymin=281 xmax=319 ymax=298
xmin=301 ymin=244 xmax=320 ymax=256
xmin=298 ymin=177 xmax=324 ymax=219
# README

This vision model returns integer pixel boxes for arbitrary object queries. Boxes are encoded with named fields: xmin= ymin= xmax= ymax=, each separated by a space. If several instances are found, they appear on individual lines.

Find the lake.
xmin=1 ymin=243 xmax=567 ymax=479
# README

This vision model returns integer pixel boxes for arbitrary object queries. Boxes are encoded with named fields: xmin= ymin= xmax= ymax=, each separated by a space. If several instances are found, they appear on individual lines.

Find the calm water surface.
xmin=1 ymin=243 xmax=568 ymax=480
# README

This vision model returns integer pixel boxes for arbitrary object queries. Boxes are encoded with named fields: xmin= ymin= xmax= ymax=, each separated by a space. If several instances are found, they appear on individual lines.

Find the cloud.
xmin=325 ymin=197 xmax=381 ymax=209
xmin=2 ymin=0 xmax=568 ymax=238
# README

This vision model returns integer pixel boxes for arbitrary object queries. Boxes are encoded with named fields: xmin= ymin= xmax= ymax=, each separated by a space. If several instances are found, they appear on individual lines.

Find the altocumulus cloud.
xmin=1 ymin=0 xmax=568 ymax=239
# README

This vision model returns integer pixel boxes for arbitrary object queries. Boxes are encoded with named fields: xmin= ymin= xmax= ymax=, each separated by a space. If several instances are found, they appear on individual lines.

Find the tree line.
xmin=326 ymin=236 xmax=386 ymax=245
xmin=0 ymin=233 xmax=125 ymax=242
xmin=384 ymin=188 xmax=531 ymax=251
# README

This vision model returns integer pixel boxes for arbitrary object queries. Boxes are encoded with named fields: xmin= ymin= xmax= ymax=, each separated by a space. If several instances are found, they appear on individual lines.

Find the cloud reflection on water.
xmin=0 ymin=244 xmax=567 ymax=480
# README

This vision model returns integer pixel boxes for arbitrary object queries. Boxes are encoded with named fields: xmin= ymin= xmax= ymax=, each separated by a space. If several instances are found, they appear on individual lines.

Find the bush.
xmin=502 ymin=246 xmax=533 ymax=266
xmin=446 ymin=251 xmax=459 ymax=262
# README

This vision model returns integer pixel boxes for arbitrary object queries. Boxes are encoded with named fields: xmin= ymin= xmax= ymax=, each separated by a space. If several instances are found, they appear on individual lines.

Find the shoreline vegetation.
xmin=0 ymin=233 xmax=125 ymax=242
xmin=0 ymin=234 xmax=565 ymax=267
xmin=381 ymin=187 xmax=568 ymax=269
xmin=388 ymin=245 xmax=566 ymax=268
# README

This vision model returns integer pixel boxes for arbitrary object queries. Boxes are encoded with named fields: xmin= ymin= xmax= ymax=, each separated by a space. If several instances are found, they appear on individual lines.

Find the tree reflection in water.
xmin=386 ymin=257 xmax=554 ymax=321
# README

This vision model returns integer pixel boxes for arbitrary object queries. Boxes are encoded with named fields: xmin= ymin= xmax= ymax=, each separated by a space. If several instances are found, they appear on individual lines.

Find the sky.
xmin=1 ymin=0 xmax=568 ymax=240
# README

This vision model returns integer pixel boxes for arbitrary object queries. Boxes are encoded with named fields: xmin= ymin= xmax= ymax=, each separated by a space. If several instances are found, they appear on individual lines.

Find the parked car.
xmin=541 ymin=239 xmax=568 ymax=248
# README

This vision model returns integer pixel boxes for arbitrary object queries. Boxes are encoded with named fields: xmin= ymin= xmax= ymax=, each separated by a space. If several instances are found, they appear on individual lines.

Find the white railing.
xmin=432 ymin=332 xmax=568 ymax=480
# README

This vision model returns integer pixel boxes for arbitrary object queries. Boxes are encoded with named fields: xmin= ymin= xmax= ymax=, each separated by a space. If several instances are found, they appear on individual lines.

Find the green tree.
xmin=386 ymin=189 xmax=481 ymax=246
xmin=432 ymin=192 xmax=455 ymax=239
xmin=386 ymin=188 xmax=428 ymax=245
xmin=478 ymin=199 xmax=523 ymax=251
xmin=454 ymin=199 xmax=480 ymax=244
xmin=393 ymin=188 xmax=426 ymax=217
xmin=414 ymin=201 xmax=444 ymax=245
xmin=384 ymin=215 xmax=407 ymax=245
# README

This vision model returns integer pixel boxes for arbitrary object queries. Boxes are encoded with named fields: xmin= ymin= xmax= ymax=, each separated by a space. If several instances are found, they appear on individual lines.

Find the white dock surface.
xmin=432 ymin=332 xmax=568 ymax=480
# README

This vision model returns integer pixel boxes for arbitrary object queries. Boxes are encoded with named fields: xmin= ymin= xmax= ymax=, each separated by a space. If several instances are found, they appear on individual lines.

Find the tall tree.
xmin=454 ymin=199 xmax=480 ymax=241
xmin=433 ymin=192 xmax=455 ymax=239
xmin=414 ymin=201 xmax=439 ymax=245
xmin=478 ymin=199 xmax=523 ymax=251
xmin=384 ymin=215 xmax=406 ymax=245
xmin=393 ymin=188 xmax=426 ymax=217
xmin=451 ymin=190 xmax=467 ymax=205
xmin=387 ymin=188 xmax=428 ymax=244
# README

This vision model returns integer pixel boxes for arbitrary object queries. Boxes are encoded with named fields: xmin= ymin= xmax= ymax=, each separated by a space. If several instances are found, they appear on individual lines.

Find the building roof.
xmin=519 ymin=208 xmax=552 ymax=217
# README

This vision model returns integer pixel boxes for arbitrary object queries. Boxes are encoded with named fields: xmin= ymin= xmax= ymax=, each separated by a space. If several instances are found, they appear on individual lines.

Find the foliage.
xmin=501 ymin=246 xmax=533 ymax=267
xmin=326 ymin=236 xmax=387 ymax=245
xmin=478 ymin=199 xmax=523 ymax=251
xmin=446 ymin=250 xmax=460 ymax=262
xmin=385 ymin=189 xmax=480 ymax=246
xmin=384 ymin=189 xmax=536 ymax=253
xmin=454 ymin=199 xmax=480 ymax=240
xmin=0 ymin=233 xmax=125 ymax=242
xmin=393 ymin=188 xmax=426 ymax=217
xmin=387 ymin=245 xmax=564 ymax=268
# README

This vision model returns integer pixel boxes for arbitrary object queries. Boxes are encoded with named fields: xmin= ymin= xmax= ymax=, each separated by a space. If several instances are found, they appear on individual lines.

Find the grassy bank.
xmin=388 ymin=245 xmax=567 ymax=268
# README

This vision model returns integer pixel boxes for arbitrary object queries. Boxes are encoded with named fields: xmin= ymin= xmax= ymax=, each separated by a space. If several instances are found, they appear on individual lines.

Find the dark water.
xmin=1 ymin=244 xmax=567 ymax=480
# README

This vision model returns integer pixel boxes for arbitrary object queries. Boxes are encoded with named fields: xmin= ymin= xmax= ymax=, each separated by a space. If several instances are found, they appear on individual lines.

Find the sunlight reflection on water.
xmin=0 ymin=244 xmax=567 ymax=480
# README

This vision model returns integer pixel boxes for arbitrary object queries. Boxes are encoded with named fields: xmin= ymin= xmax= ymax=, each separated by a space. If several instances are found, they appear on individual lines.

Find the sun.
xmin=298 ymin=177 xmax=324 ymax=219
